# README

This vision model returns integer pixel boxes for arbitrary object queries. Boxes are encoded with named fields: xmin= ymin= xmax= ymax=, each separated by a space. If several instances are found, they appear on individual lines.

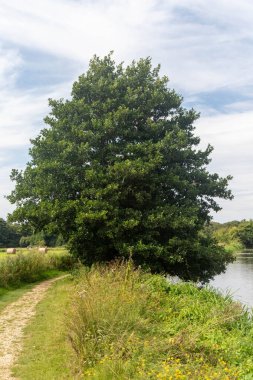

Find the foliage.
xmin=236 ymin=220 xmax=253 ymax=249
xmin=67 ymin=262 xmax=253 ymax=379
xmin=0 ymin=218 xmax=21 ymax=247
xmin=8 ymin=53 xmax=233 ymax=282
xmin=19 ymin=232 xmax=46 ymax=247
xmin=209 ymin=219 xmax=253 ymax=253
xmin=19 ymin=231 xmax=65 ymax=247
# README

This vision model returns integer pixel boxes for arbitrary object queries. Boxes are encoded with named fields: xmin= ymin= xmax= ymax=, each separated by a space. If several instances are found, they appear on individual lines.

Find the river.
xmin=210 ymin=253 xmax=253 ymax=308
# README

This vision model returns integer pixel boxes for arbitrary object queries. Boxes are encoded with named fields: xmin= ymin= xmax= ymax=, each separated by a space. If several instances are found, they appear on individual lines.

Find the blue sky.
xmin=0 ymin=0 xmax=253 ymax=222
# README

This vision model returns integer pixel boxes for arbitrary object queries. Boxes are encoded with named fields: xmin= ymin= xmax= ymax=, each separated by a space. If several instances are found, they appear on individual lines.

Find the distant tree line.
xmin=207 ymin=220 xmax=253 ymax=252
xmin=0 ymin=218 xmax=64 ymax=248
xmin=2 ymin=213 xmax=252 ymax=254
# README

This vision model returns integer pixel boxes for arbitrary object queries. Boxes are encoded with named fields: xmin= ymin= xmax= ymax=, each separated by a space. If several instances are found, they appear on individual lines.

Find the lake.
xmin=210 ymin=253 xmax=253 ymax=308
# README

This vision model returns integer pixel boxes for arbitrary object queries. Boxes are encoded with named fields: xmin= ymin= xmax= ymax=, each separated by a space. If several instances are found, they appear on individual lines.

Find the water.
xmin=210 ymin=253 xmax=253 ymax=308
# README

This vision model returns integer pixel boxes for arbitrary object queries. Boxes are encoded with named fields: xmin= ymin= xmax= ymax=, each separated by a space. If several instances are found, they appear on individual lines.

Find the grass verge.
xmin=0 ymin=248 xmax=76 ymax=314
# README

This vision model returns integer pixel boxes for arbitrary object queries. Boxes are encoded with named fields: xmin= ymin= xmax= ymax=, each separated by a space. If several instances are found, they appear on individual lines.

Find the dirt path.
xmin=0 ymin=276 xmax=68 ymax=380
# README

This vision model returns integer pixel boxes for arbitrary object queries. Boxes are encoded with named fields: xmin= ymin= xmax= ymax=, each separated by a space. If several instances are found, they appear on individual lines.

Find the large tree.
xmin=8 ymin=54 xmax=233 ymax=282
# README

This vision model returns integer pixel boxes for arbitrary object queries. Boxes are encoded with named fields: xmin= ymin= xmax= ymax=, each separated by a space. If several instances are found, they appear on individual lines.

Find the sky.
xmin=0 ymin=0 xmax=253 ymax=223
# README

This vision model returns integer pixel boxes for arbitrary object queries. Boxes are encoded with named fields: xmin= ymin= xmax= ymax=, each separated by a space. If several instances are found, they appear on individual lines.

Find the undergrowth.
xmin=68 ymin=261 xmax=253 ymax=379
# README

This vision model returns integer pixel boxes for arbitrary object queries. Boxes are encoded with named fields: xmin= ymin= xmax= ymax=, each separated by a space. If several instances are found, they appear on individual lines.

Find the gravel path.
xmin=0 ymin=276 xmax=67 ymax=379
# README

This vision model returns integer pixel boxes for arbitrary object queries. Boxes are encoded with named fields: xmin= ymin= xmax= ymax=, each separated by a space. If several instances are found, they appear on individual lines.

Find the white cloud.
xmin=0 ymin=0 xmax=164 ymax=63
xmin=0 ymin=164 xmax=20 ymax=217
xmin=0 ymin=0 xmax=252 ymax=93
xmin=0 ymin=81 xmax=73 ymax=149
xmin=0 ymin=46 xmax=74 ymax=218
xmin=1 ymin=0 xmax=253 ymax=221
xmin=196 ymin=111 xmax=253 ymax=221
xmin=0 ymin=47 xmax=22 ymax=89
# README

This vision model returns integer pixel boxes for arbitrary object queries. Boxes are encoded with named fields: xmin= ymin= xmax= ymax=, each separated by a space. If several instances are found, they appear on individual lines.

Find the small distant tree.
xmin=236 ymin=221 xmax=253 ymax=249
xmin=19 ymin=232 xmax=45 ymax=247
xmin=8 ymin=53 xmax=233 ymax=282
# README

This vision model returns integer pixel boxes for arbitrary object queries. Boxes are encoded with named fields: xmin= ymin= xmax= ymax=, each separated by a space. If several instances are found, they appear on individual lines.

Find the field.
xmin=0 ymin=246 xmax=76 ymax=293
xmin=0 ymin=246 xmax=68 ymax=259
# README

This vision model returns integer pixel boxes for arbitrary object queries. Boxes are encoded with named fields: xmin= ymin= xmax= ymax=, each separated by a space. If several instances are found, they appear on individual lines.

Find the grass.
xmin=11 ymin=261 xmax=253 ymax=379
xmin=0 ymin=247 xmax=77 ymax=313
xmin=13 ymin=276 xmax=78 ymax=380
xmin=0 ymin=246 xmax=69 ymax=260
xmin=0 ymin=248 xmax=77 ymax=288
xmin=67 ymin=262 xmax=253 ymax=379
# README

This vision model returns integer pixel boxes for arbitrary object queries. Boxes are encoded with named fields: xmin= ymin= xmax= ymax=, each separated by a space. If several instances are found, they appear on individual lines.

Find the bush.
xmin=236 ymin=221 xmax=253 ymax=249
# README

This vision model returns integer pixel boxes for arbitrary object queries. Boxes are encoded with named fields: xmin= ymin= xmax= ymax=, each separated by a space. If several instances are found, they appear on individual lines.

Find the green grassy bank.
xmin=13 ymin=262 xmax=253 ymax=380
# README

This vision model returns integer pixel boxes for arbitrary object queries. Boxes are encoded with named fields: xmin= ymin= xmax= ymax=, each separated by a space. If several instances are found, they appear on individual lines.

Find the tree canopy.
xmin=8 ymin=53 xmax=233 ymax=282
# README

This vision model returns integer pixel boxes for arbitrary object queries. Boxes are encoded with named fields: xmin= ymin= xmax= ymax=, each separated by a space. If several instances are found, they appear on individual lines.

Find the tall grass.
xmin=0 ymin=251 xmax=77 ymax=288
xmin=68 ymin=262 xmax=150 ymax=368
xmin=68 ymin=261 xmax=253 ymax=379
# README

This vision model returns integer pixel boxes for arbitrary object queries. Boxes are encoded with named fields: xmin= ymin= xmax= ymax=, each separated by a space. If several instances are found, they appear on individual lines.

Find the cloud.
xmin=0 ymin=0 xmax=165 ymax=63
xmin=0 ymin=45 xmax=75 ymax=151
xmin=196 ymin=111 xmax=253 ymax=221
xmin=0 ymin=0 xmax=252 ymax=94
xmin=0 ymin=46 xmax=75 ymax=218
xmin=0 ymin=83 xmax=69 ymax=153
xmin=1 ymin=0 xmax=253 ymax=221
xmin=0 ymin=46 xmax=22 ymax=89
